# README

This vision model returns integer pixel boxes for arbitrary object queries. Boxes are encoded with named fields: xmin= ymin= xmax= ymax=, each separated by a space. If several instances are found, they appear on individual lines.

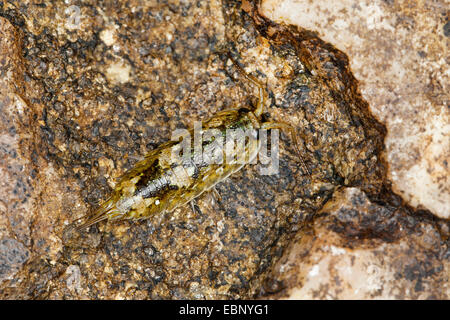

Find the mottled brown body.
xmin=75 ymin=56 xmax=306 ymax=230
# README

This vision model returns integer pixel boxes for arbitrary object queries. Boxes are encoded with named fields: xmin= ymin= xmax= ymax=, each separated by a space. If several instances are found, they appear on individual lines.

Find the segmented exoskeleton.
xmin=74 ymin=54 xmax=308 ymax=230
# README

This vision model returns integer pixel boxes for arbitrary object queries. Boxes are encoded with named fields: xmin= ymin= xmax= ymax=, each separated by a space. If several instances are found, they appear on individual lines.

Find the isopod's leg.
xmin=211 ymin=186 xmax=222 ymax=203
xmin=261 ymin=121 xmax=311 ymax=175
xmin=209 ymin=186 xmax=227 ymax=212
xmin=227 ymin=53 xmax=266 ymax=117
xmin=191 ymin=199 xmax=208 ymax=217
xmin=190 ymin=199 xmax=199 ymax=215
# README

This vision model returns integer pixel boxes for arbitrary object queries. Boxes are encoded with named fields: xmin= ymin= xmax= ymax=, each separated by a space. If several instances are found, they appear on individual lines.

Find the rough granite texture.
xmin=262 ymin=0 xmax=449 ymax=220
xmin=265 ymin=187 xmax=449 ymax=299
xmin=0 ymin=0 xmax=448 ymax=299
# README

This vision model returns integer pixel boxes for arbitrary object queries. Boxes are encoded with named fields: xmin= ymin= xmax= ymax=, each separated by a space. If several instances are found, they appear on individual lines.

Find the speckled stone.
xmin=263 ymin=187 xmax=449 ymax=299
xmin=261 ymin=0 xmax=449 ymax=219
xmin=0 ymin=238 xmax=30 ymax=282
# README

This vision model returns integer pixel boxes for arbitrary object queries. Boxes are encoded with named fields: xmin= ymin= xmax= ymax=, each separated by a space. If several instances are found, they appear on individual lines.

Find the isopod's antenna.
xmin=261 ymin=122 xmax=311 ymax=176
xmin=226 ymin=52 xmax=267 ymax=117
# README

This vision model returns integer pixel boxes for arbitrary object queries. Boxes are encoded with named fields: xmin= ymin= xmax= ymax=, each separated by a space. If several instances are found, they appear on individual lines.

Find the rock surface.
xmin=0 ymin=0 xmax=448 ymax=299
xmin=261 ymin=0 xmax=449 ymax=219
xmin=263 ymin=187 xmax=449 ymax=299
xmin=0 ymin=238 xmax=30 ymax=282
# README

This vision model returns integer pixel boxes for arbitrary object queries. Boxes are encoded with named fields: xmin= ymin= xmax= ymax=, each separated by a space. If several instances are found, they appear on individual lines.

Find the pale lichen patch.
xmin=106 ymin=61 xmax=131 ymax=84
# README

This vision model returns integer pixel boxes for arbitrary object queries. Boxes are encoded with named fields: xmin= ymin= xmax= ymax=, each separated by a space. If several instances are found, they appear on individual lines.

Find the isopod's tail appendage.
xmin=74 ymin=197 xmax=119 ymax=232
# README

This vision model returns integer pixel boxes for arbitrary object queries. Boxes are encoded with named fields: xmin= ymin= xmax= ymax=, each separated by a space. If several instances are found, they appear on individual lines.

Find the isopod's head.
xmin=203 ymin=107 xmax=259 ymax=132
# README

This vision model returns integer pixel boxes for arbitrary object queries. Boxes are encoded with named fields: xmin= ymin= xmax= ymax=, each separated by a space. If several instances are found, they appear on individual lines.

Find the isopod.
xmin=74 ymin=54 xmax=308 ymax=230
